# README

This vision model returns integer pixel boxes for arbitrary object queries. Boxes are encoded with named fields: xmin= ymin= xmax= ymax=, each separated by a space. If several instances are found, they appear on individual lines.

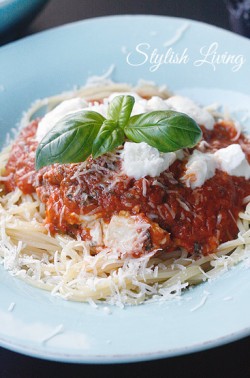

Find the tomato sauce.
xmin=4 ymin=121 xmax=39 ymax=194
xmin=2 ymin=119 xmax=250 ymax=256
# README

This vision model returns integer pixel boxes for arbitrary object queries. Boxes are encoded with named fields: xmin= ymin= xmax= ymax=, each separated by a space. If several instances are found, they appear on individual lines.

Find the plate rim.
xmin=0 ymin=319 xmax=249 ymax=364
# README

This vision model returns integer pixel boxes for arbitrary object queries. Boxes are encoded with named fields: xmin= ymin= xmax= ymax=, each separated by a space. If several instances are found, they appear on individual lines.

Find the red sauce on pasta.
xmin=2 ymin=119 xmax=250 ymax=256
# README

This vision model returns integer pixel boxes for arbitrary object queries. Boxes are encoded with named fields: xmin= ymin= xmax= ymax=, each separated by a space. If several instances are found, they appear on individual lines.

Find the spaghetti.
xmin=0 ymin=82 xmax=250 ymax=306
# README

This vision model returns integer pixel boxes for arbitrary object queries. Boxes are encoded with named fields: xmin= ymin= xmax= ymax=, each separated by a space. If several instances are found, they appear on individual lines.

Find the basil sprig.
xmin=92 ymin=120 xmax=124 ymax=158
xmin=107 ymin=94 xmax=135 ymax=128
xmin=125 ymin=111 xmax=201 ymax=152
xmin=35 ymin=95 xmax=202 ymax=170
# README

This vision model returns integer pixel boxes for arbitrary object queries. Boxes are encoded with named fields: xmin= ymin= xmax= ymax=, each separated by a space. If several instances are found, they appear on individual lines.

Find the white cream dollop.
xmin=36 ymin=93 xmax=148 ymax=142
xmin=121 ymin=142 xmax=176 ymax=179
xmin=36 ymin=92 xmax=214 ymax=143
xmin=146 ymin=96 xmax=170 ymax=111
xmin=36 ymin=98 xmax=88 ymax=142
xmin=182 ymin=151 xmax=216 ymax=189
xmin=183 ymin=144 xmax=250 ymax=189
xmin=165 ymin=95 xmax=214 ymax=130
xmin=214 ymin=144 xmax=250 ymax=178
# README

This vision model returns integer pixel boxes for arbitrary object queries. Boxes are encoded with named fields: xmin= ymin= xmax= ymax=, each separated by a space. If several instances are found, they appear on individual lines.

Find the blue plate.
xmin=0 ymin=15 xmax=250 ymax=363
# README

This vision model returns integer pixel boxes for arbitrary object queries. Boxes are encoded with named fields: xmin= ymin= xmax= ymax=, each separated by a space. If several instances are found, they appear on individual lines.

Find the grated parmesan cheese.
xmin=7 ymin=302 xmax=16 ymax=312
xmin=190 ymin=291 xmax=210 ymax=312
xmin=41 ymin=324 xmax=64 ymax=344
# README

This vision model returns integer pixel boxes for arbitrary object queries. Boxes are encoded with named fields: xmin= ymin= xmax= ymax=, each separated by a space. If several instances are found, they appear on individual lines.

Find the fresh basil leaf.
xmin=92 ymin=120 xmax=125 ymax=158
xmin=124 ymin=110 xmax=202 ymax=152
xmin=107 ymin=95 xmax=135 ymax=128
xmin=36 ymin=110 xmax=105 ymax=170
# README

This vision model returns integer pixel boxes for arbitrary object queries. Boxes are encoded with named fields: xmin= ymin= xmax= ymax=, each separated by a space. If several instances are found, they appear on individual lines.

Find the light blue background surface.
xmin=0 ymin=15 xmax=250 ymax=363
